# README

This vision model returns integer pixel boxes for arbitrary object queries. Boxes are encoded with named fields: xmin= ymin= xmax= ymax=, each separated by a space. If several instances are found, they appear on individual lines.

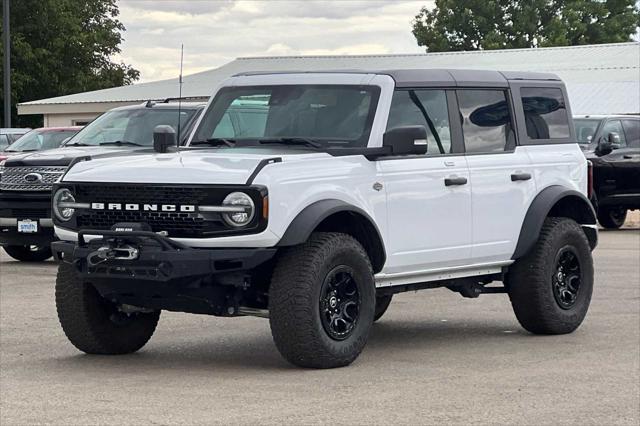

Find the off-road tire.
xmin=507 ymin=217 xmax=593 ymax=335
xmin=597 ymin=206 xmax=627 ymax=229
xmin=3 ymin=245 xmax=52 ymax=262
xmin=55 ymin=263 xmax=160 ymax=354
xmin=374 ymin=294 xmax=393 ymax=322
xmin=269 ymin=232 xmax=375 ymax=368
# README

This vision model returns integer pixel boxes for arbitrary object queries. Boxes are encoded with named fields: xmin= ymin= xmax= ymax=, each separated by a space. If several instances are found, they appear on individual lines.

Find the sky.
xmin=115 ymin=1 xmax=432 ymax=82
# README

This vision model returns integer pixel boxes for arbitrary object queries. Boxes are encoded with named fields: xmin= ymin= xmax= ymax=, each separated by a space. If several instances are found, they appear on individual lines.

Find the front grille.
xmin=77 ymin=210 xmax=212 ymax=238
xmin=0 ymin=166 xmax=67 ymax=191
xmin=10 ymin=208 xmax=49 ymax=219
xmin=69 ymin=184 xmax=265 ymax=238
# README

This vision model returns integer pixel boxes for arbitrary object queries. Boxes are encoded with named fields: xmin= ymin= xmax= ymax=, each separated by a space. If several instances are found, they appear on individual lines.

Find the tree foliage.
xmin=413 ymin=0 xmax=640 ymax=52
xmin=1 ymin=0 xmax=139 ymax=127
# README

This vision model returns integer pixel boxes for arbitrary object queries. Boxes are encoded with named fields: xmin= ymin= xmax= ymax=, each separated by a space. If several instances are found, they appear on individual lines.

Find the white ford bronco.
xmin=52 ymin=70 xmax=597 ymax=368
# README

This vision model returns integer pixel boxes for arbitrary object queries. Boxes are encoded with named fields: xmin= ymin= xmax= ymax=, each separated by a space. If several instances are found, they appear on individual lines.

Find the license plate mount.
xmin=17 ymin=219 xmax=38 ymax=233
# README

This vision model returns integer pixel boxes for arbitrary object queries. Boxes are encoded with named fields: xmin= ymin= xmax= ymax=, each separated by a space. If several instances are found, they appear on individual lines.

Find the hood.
xmin=63 ymin=148 xmax=329 ymax=185
xmin=3 ymin=146 xmax=151 ymax=167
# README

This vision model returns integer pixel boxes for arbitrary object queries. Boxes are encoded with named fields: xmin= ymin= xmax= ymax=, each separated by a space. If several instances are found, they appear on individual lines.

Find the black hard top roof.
xmin=233 ymin=69 xmax=561 ymax=88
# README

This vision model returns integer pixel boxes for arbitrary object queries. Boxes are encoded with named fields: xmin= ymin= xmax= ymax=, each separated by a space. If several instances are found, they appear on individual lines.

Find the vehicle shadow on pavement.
xmin=45 ymin=320 xmax=550 ymax=373
xmin=368 ymin=320 xmax=533 ymax=350
xmin=50 ymin=336 xmax=292 ymax=372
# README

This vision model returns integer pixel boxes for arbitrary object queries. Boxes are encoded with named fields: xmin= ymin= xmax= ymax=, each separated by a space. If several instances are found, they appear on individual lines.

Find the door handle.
xmin=511 ymin=172 xmax=532 ymax=181
xmin=444 ymin=176 xmax=468 ymax=186
xmin=623 ymin=155 xmax=633 ymax=159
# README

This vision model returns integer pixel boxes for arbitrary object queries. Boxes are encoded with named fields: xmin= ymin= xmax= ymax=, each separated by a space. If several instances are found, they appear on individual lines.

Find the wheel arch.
xmin=277 ymin=199 xmax=386 ymax=273
xmin=512 ymin=186 xmax=597 ymax=259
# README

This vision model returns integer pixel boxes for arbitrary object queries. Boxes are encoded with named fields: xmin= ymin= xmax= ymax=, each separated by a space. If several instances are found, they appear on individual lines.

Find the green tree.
xmin=412 ymin=0 xmax=640 ymax=52
xmin=1 ymin=0 xmax=139 ymax=127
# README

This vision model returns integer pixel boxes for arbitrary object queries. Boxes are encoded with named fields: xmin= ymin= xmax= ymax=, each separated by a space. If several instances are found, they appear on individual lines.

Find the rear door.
xmin=458 ymin=89 xmax=537 ymax=264
xmin=378 ymin=88 xmax=472 ymax=274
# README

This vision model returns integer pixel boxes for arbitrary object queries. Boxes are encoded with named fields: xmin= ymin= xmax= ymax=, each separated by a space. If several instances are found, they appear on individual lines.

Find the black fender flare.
xmin=277 ymin=199 xmax=386 ymax=270
xmin=512 ymin=186 xmax=597 ymax=259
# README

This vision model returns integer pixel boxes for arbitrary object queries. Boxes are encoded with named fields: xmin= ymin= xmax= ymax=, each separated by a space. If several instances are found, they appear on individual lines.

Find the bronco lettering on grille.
xmin=90 ymin=203 xmax=196 ymax=212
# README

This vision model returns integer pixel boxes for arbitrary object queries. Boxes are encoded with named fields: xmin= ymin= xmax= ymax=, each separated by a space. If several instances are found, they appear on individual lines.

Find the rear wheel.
xmin=507 ymin=217 xmax=593 ymax=334
xmin=597 ymin=206 xmax=627 ymax=229
xmin=374 ymin=294 xmax=393 ymax=322
xmin=269 ymin=232 xmax=375 ymax=368
xmin=2 ymin=245 xmax=52 ymax=262
xmin=55 ymin=263 xmax=160 ymax=354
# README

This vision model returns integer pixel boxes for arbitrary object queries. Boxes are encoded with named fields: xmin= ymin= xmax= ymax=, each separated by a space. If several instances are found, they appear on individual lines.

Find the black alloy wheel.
xmin=552 ymin=246 xmax=582 ymax=309
xmin=319 ymin=266 xmax=360 ymax=340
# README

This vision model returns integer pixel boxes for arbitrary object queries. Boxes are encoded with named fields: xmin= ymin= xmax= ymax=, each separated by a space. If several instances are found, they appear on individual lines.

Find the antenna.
xmin=176 ymin=44 xmax=184 ymax=148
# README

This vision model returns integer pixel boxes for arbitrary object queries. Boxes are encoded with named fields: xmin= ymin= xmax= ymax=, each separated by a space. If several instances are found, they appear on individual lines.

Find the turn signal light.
xmin=262 ymin=196 xmax=269 ymax=219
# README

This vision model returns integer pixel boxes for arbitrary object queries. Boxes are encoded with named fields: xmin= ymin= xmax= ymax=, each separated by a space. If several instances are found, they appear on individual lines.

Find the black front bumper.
xmin=52 ymin=230 xmax=276 ymax=315
xmin=0 ymin=191 xmax=54 ymax=246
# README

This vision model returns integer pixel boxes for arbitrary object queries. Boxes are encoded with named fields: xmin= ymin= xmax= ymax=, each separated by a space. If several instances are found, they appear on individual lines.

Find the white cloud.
xmin=116 ymin=0 xmax=432 ymax=82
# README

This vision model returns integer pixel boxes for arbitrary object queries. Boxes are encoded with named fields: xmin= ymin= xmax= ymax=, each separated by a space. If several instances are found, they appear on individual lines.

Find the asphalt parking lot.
xmin=1 ymin=229 xmax=638 ymax=425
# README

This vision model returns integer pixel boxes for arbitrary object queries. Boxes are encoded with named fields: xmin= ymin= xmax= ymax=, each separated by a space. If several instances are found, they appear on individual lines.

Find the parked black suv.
xmin=0 ymin=101 xmax=205 ymax=261
xmin=575 ymin=115 xmax=640 ymax=228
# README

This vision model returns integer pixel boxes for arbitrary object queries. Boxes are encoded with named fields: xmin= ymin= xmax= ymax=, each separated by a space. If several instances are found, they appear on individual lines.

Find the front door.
xmin=598 ymin=119 xmax=640 ymax=199
xmin=377 ymin=88 xmax=472 ymax=274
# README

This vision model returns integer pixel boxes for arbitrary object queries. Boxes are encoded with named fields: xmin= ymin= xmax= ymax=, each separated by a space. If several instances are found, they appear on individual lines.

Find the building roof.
xmin=17 ymin=42 xmax=640 ymax=115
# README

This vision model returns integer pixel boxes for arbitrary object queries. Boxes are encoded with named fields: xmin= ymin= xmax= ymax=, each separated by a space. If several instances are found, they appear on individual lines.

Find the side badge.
xmin=373 ymin=182 xmax=383 ymax=192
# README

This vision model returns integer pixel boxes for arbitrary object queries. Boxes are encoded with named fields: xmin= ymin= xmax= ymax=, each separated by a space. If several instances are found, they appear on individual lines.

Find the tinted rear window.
xmin=457 ymin=90 xmax=515 ymax=153
xmin=521 ymin=87 xmax=571 ymax=140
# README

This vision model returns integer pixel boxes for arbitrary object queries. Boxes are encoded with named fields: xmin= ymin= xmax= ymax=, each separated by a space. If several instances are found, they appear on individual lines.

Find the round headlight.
xmin=221 ymin=192 xmax=255 ymax=227
xmin=53 ymin=188 xmax=76 ymax=221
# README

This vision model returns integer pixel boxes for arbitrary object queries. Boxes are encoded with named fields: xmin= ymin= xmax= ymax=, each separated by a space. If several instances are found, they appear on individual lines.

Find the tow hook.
xmin=87 ymin=245 xmax=139 ymax=266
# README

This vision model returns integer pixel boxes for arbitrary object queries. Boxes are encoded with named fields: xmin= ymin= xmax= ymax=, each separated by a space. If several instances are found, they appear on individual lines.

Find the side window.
xmin=520 ymin=87 xmax=571 ymax=139
xmin=601 ymin=120 xmax=627 ymax=147
xmin=386 ymin=90 xmax=451 ymax=155
xmin=0 ymin=135 xmax=9 ymax=150
xmin=622 ymin=120 xmax=640 ymax=148
xmin=235 ymin=109 xmax=268 ymax=137
xmin=212 ymin=112 xmax=235 ymax=138
xmin=457 ymin=89 xmax=514 ymax=153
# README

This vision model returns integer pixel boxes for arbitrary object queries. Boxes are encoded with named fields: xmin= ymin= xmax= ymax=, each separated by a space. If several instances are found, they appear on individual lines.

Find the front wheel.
xmin=598 ymin=206 xmax=627 ymax=229
xmin=55 ymin=263 xmax=160 ymax=354
xmin=269 ymin=232 xmax=375 ymax=368
xmin=3 ymin=245 xmax=52 ymax=262
xmin=507 ymin=217 xmax=594 ymax=335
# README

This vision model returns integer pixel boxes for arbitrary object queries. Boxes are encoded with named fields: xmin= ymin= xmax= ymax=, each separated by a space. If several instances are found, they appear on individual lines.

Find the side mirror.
xmin=597 ymin=132 xmax=621 ymax=156
xmin=382 ymin=126 xmax=428 ymax=156
xmin=153 ymin=125 xmax=176 ymax=153
xmin=608 ymin=132 xmax=621 ymax=146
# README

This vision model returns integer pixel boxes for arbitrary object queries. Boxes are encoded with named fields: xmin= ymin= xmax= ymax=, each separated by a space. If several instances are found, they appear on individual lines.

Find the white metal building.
xmin=17 ymin=42 xmax=640 ymax=126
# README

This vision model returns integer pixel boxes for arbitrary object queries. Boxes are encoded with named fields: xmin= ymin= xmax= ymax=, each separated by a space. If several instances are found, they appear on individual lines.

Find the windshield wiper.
xmin=99 ymin=141 xmax=145 ymax=147
xmin=6 ymin=148 xmax=38 ymax=153
xmin=256 ymin=137 xmax=322 ymax=149
xmin=190 ymin=138 xmax=236 ymax=147
xmin=65 ymin=143 xmax=92 ymax=146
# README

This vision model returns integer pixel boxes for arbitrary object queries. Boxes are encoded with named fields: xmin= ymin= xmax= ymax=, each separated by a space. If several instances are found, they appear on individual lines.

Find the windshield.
xmin=192 ymin=85 xmax=381 ymax=148
xmin=64 ymin=108 xmax=198 ymax=147
xmin=574 ymin=119 xmax=602 ymax=144
xmin=5 ymin=129 xmax=79 ymax=152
